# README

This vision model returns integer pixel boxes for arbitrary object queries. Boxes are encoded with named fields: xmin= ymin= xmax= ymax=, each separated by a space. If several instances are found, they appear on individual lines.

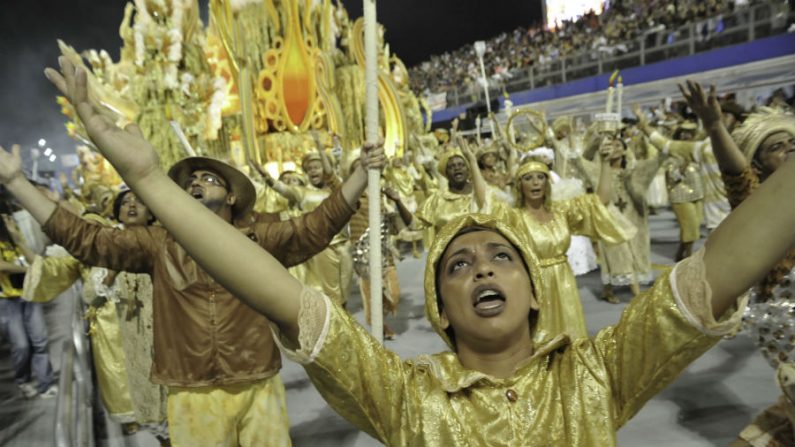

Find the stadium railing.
xmin=54 ymin=286 xmax=94 ymax=447
xmin=440 ymin=1 xmax=793 ymax=108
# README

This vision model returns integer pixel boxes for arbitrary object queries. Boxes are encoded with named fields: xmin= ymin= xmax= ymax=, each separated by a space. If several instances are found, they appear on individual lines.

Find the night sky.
xmin=0 ymin=0 xmax=542 ymax=168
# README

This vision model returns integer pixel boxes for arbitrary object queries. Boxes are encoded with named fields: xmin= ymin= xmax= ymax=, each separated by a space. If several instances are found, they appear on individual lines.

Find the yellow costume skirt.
xmin=359 ymin=265 xmax=400 ymax=325
xmin=306 ymin=242 xmax=352 ymax=306
xmin=87 ymin=301 xmax=135 ymax=423
xmin=671 ymin=200 xmax=703 ymax=243
xmin=166 ymin=375 xmax=291 ymax=447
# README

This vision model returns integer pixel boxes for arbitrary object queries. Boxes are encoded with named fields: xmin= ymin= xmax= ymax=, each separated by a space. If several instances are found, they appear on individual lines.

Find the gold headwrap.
xmin=476 ymin=144 xmax=499 ymax=163
xmin=731 ymin=107 xmax=795 ymax=162
xmin=301 ymin=152 xmax=323 ymax=171
xmin=516 ymin=161 xmax=550 ymax=177
xmin=424 ymin=214 xmax=543 ymax=350
xmin=513 ymin=161 xmax=552 ymax=208
xmin=552 ymin=116 xmax=573 ymax=135
xmin=437 ymin=149 xmax=470 ymax=178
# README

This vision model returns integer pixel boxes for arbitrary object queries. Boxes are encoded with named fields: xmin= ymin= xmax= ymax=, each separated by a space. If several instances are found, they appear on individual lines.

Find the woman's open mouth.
xmin=471 ymin=284 xmax=507 ymax=317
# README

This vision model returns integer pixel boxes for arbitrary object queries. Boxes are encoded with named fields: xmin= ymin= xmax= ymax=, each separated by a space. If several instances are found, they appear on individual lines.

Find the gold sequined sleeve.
xmin=415 ymin=192 xmax=437 ymax=229
xmin=721 ymin=166 xmax=759 ymax=210
xmin=648 ymin=130 xmax=697 ymax=161
xmin=270 ymin=287 xmax=409 ymax=443
xmin=22 ymin=255 xmax=81 ymax=303
xmin=557 ymin=194 xmax=635 ymax=244
xmin=593 ymin=248 xmax=746 ymax=427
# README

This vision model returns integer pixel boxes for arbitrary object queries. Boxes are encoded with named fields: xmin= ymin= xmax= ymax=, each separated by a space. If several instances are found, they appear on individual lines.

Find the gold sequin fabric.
xmin=274 ymin=214 xmax=744 ymax=446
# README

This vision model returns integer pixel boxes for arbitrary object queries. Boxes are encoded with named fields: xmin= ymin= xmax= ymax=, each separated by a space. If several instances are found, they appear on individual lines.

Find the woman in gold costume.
xmin=46 ymin=58 xmax=795 ymax=447
xmin=491 ymin=138 xmax=633 ymax=341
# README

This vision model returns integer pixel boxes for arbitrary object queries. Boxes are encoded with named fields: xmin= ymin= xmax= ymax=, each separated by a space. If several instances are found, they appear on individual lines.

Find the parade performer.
xmin=41 ymin=60 xmax=795 ymax=447
xmin=680 ymin=80 xmax=795 ymax=446
xmin=108 ymin=190 xmax=169 ymax=442
xmin=4 ymin=58 xmax=385 ymax=445
xmin=637 ymin=109 xmax=734 ymax=231
xmin=492 ymin=139 xmax=633 ymax=341
xmin=663 ymin=153 xmax=704 ymax=261
xmin=415 ymin=142 xmax=487 ymax=241
xmin=578 ymin=114 xmax=662 ymax=302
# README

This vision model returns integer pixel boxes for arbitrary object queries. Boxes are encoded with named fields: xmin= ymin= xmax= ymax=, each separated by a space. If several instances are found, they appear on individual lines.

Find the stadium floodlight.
xmin=38 ymin=138 xmax=46 ymax=147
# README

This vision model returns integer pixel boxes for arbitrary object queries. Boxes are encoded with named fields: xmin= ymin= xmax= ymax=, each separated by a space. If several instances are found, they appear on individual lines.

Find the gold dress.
xmin=415 ymin=189 xmax=479 ymax=244
xmin=24 ymin=253 xmax=135 ymax=423
xmin=288 ymin=180 xmax=352 ymax=306
xmin=496 ymin=195 xmax=633 ymax=341
xmin=665 ymin=158 xmax=705 ymax=243
xmin=649 ymin=132 xmax=730 ymax=230
xmin=384 ymin=165 xmax=418 ymax=213
xmin=254 ymin=181 xmax=309 ymax=284
xmin=279 ymin=207 xmax=310 ymax=285
xmin=272 ymin=214 xmax=745 ymax=446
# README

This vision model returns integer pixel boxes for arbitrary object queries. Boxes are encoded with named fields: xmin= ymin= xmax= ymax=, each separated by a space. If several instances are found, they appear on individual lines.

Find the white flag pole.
xmin=364 ymin=0 xmax=383 ymax=343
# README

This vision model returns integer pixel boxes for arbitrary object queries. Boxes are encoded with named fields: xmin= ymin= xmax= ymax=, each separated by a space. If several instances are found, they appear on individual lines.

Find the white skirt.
xmin=567 ymin=235 xmax=597 ymax=276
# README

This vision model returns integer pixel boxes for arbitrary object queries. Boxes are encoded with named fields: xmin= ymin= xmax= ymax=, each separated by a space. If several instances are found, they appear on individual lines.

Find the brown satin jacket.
xmin=43 ymin=188 xmax=354 ymax=387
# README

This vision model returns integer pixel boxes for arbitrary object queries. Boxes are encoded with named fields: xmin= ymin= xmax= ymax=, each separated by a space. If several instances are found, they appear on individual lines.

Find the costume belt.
xmin=538 ymin=255 xmax=568 ymax=267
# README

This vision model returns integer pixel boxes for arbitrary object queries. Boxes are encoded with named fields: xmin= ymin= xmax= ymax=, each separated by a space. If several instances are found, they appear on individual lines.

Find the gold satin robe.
xmin=416 ymin=189 xmax=479 ymax=245
xmin=24 ymin=255 xmax=135 ymax=423
xmin=273 ymin=251 xmax=744 ymax=446
xmin=289 ymin=182 xmax=352 ymax=306
xmin=384 ymin=165 xmax=418 ymax=212
xmin=496 ymin=195 xmax=634 ymax=341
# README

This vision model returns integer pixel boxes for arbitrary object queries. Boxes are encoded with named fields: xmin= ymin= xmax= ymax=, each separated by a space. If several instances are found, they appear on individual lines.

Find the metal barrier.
xmin=439 ymin=1 xmax=793 ymax=107
xmin=54 ymin=286 xmax=94 ymax=447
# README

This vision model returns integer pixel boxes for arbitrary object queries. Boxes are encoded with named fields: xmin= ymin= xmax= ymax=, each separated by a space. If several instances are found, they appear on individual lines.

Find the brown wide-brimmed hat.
xmin=168 ymin=157 xmax=256 ymax=219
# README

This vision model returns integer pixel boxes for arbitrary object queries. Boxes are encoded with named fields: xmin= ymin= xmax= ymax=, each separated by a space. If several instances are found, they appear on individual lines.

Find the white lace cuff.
xmin=270 ymin=287 xmax=331 ymax=365
xmin=671 ymin=247 xmax=748 ymax=336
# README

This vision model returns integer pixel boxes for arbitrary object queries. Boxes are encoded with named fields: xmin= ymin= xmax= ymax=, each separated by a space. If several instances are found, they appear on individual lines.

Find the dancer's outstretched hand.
xmin=0 ymin=144 xmax=23 ymax=185
xmin=44 ymin=57 xmax=160 ymax=183
xmin=679 ymin=80 xmax=722 ymax=130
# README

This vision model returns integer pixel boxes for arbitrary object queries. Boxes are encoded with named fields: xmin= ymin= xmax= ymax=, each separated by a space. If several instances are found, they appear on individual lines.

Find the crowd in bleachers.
xmin=409 ymin=0 xmax=788 ymax=96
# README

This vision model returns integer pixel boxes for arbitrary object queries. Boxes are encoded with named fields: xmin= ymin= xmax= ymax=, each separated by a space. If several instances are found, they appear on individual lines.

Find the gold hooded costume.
xmin=271 ymin=214 xmax=745 ymax=446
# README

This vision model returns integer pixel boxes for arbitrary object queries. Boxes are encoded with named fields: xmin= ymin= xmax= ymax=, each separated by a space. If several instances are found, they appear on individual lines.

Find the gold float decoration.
xmin=506 ymin=109 xmax=547 ymax=152
xmin=351 ymin=18 xmax=406 ymax=158
xmin=54 ymin=0 xmax=429 ymax=177
xmin=256 ymin=0 xmax=325 ymax=133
